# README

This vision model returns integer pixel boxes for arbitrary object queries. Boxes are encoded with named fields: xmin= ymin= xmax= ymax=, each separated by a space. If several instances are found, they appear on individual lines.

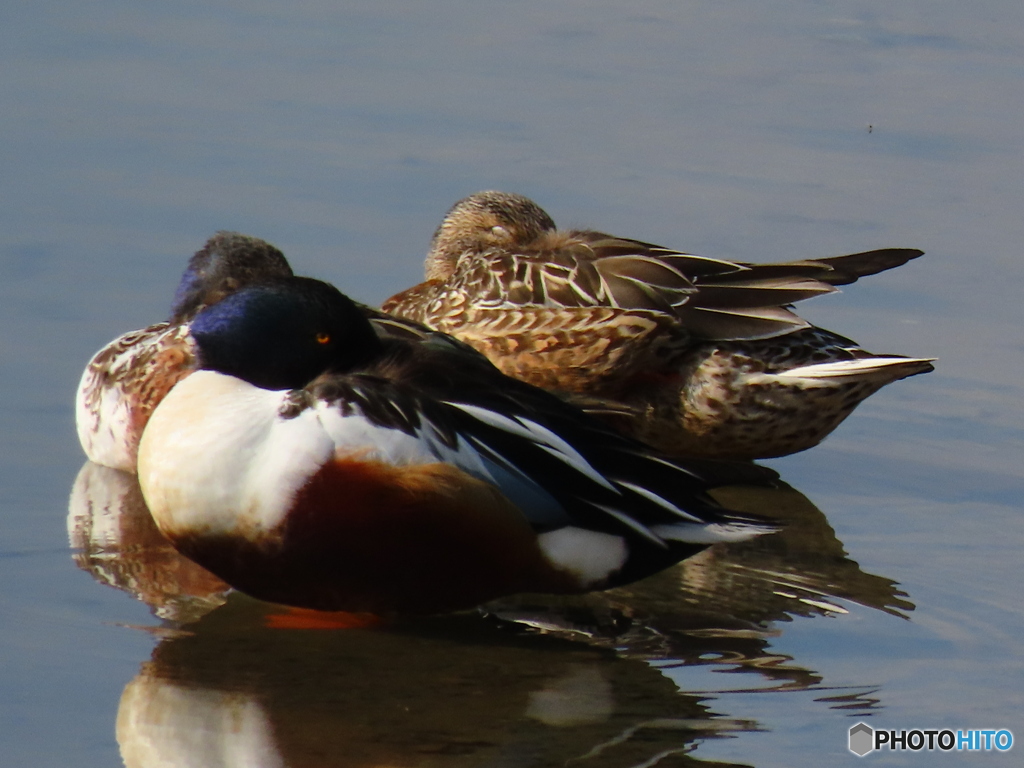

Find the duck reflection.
xmin=117 ymin=598 xmax=755 ymax=767
xmin=68 ymin=460 xmax=909 ymax=729
xmin=514 ymin=480 xmax=912 ymax=621
xmin=486 ymin=481 xmax=912 ymax=695
xmin=68 ymin=461 xmax=230 ymax=622
xmin=69 ymin=460 xmax=911 ymax=764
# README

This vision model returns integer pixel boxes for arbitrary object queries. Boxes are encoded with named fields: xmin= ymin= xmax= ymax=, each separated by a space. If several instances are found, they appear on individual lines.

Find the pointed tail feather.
xmin=776 ymin=356 xmax=935 ymax=383
xmin=809 ymin=248 xmax=925 ymax=286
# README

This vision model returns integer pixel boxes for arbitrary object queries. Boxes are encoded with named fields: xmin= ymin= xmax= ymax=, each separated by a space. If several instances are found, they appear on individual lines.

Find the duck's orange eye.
xmin=315 ymin=332 xmax=331 ymax=345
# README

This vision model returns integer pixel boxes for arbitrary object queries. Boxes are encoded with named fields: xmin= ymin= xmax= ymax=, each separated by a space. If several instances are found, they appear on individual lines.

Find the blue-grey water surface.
xmin=2 ymin=2 xmax=1023 ymax=766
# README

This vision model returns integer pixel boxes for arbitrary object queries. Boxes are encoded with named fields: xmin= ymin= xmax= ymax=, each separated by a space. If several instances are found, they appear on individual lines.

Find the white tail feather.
xmin=650 ymin=520 xmax=778 ymax=544
xmin=776 ymin=357 xmax=935 ymax=382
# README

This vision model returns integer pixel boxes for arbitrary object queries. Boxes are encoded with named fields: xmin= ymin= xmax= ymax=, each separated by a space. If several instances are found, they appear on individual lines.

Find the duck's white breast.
xmin=137 ymin=372 xmax=445 ymax=542
xmin=138 ymin=371 xmax=333 ymax=539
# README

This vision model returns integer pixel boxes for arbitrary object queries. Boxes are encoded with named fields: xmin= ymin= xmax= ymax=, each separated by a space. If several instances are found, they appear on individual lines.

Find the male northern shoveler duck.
xmin=382 ymin=191 xmax=935 ymax=460
xmin=137 ymin=276 xmax=778 ymax=615
xmin=75 ymin=232 xmax=295 ymax=472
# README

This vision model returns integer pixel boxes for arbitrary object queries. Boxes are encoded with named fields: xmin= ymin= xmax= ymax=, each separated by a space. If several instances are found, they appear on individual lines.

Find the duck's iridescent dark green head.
xmin=190 ymin=277 xmax=385 ymax=390
xmin=170 ymin=232 xmax=294 ymax=323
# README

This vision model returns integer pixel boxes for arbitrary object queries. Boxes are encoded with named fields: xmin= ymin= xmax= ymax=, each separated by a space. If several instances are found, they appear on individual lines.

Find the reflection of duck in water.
xmin=383 ymin=191 xmax=934 ymax=460
xmin=116 ymin=598 xmax=749 ymax=768
xmin=70 ymin=450 xmax=907 ymax=712
xmin=75 ymin=233 xmax=294 ymax=472
xmin=488 ymin=478 xmax=911 ymax=696
xmin=137 ymin=276 xmax=779 ymax=614
xmin=67 ymin=461 xmax=229 ymax=622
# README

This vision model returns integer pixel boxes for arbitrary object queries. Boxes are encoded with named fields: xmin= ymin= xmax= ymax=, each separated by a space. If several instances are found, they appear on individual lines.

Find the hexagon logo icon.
xmin=849 ymin=722 xmax=874 ymax=756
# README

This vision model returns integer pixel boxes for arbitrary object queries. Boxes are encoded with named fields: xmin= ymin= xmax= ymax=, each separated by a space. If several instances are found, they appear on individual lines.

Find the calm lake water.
xmin=3 ymin=1 xmax=1023 ymax=766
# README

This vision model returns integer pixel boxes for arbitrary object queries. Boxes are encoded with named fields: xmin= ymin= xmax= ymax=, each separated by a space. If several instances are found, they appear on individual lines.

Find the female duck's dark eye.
xmin=315 ymin=332 xmax=331 ymax=345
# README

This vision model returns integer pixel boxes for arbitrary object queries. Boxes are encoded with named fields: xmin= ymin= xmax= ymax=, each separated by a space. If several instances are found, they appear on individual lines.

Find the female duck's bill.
xmin=382 ymin=191 xmax=934 ymax=460
xmin=75 ymin=232 xmax=295 ymax=472
xmin=138 ymin=276 xmax=778 ymax=615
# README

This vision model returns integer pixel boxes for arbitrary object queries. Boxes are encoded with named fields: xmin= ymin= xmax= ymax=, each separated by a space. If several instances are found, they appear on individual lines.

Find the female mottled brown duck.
xmin=383 ymin=191 xmax=934 ymax=460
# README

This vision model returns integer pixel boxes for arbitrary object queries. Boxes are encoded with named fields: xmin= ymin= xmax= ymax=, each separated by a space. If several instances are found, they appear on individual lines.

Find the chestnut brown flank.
xmin=171 ymin=457 xmax=579 ymax=614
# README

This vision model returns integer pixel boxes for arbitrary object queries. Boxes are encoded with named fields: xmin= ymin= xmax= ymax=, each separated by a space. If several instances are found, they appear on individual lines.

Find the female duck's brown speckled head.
xmin=424 ymin=191 xmax=557 ymax=281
